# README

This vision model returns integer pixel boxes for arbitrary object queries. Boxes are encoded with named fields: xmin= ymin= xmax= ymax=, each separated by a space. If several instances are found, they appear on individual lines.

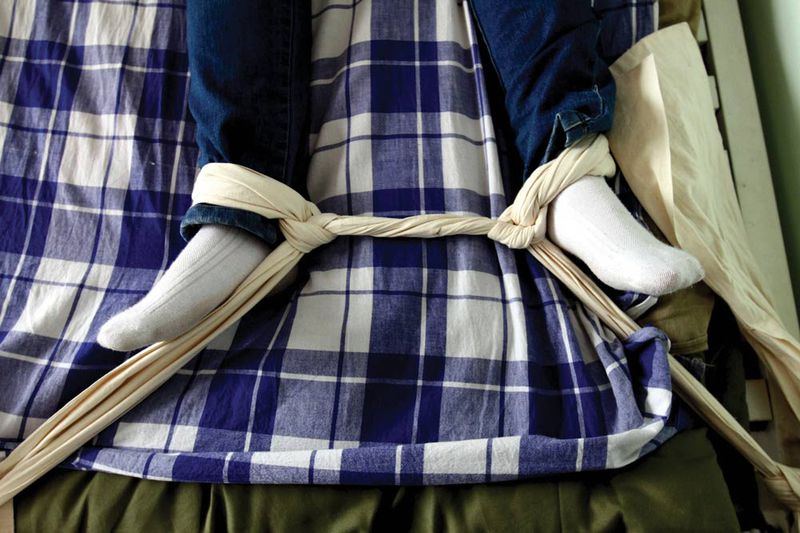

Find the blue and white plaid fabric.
xmin=0 ymin=0 xmax=691 ymax=485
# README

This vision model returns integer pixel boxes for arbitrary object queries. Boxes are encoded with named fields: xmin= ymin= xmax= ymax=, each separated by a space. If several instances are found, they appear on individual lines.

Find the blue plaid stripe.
xmin=0 ymin=0 xmax=686 ymax=485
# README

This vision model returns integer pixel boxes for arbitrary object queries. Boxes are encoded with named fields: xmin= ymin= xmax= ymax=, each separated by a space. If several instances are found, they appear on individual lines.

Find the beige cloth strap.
xmin=1 ymin=23 xmax=799 ymax=517
xmin=192 ymin=137 xmax=615 ymax=254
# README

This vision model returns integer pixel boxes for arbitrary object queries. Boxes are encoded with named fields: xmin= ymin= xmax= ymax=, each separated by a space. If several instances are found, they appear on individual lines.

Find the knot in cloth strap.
xmin=487 ymin=213 xmax=545 ymax=249
xmin=279 ymin=214 xmax=337 ymax=253
xmin=760 ymin=465 xmax=800 ymax=511
xmin=192 ymin=163 xmax=337 ymax=253
xmin=192 ymin=135 xmax=617 ymax=253
xmin=488 ymin=134 xmax=616 ymax=249
xmin=486 ymin=216 xmax=546 ymax=250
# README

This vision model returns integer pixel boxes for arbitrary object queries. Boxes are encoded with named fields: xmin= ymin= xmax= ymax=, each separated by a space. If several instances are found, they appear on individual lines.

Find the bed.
xmin=0 ymin=0 xmax=795 ymax=530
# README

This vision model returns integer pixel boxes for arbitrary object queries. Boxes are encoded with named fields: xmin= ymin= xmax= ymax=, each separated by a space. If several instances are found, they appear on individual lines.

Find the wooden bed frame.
xmin=699 ymin=1 xmax=798 ymax=337
xmin=696 ymin=1 xmax=799 ymax=528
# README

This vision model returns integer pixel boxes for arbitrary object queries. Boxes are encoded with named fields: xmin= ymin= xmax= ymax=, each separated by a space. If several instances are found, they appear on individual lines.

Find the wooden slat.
xmin=747 ymin=379 xmax=773 ymax=422
xmin=697 ymin=10 xmax=709 ymax=44
xmin=708 ymin=75 xmax=720 ymax=110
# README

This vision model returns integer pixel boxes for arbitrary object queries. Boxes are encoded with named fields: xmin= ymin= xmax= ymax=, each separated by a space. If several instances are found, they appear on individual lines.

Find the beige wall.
xmin=738 ymin=0 xmax=800 ymax=313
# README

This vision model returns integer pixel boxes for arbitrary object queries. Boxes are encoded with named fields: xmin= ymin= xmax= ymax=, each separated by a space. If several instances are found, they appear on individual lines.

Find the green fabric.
xmin=640 ymin=283 xmax=716 ymax=355
xmin=640 ymin=214 xmax=717 ymax=356
xmin=658 ymin=0 xmax=702 ymax=35
xmin=15 ymin=429 xmax=738 ymax=532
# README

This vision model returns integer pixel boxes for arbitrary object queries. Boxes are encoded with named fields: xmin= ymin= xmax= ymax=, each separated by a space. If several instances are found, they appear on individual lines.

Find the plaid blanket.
xmin=0 ymin=0 xmax=689 ymax=485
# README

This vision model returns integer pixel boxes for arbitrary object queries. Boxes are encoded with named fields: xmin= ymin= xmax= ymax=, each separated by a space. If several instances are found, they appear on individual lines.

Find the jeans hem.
xmin=180 ymin=203 xmax=280 ymax=245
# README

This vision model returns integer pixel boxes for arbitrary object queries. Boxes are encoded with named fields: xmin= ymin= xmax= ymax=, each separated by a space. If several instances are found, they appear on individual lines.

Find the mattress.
xmin=0 ymin=0 xmax=703 ymax=486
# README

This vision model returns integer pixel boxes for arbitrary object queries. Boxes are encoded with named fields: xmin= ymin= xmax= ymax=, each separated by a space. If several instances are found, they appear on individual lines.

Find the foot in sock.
xmin=98 ymin=224 xmax=272 ymax=351
xmin=546 ymin=175 xmax=703 ymax=295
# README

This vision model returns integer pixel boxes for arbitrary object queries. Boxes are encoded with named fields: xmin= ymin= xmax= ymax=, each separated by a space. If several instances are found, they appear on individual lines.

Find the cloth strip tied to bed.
xmin=1 ymin=23 xmax=800 ymax=516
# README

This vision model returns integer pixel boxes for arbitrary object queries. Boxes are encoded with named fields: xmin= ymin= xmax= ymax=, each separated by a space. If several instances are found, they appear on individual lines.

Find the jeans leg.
xmin=180 ymin=0 xmax=311 ymax=243
xmin=467 ymin=0 xmax=615 ymax=176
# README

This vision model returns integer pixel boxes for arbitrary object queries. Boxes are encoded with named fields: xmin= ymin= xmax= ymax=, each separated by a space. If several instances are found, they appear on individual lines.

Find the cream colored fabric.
xmin=1 ymin=23 xmax=800 ymax=514
xmin=608 ymin=23 xmax=800 ymax=457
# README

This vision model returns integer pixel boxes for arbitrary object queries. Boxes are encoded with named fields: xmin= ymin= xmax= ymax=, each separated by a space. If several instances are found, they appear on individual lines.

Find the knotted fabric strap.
xmin=191 ymin=134 xmax=616 ymax=254
xmin=2 ymin=24 xmax=800 ymax=516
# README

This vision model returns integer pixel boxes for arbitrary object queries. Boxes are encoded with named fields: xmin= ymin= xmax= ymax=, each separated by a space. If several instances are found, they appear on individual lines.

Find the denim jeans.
xmin=467 ymin=0 xmax=615 ymax=175
xmin=180 ymin=0 xmax=311 ymax=244
xmin=181 ymin=0 xmax=614 ymax=243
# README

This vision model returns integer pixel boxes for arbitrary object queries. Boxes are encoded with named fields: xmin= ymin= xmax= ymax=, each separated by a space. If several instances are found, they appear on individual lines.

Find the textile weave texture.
xmin=0 ymin=0 xmax=693 ymax=485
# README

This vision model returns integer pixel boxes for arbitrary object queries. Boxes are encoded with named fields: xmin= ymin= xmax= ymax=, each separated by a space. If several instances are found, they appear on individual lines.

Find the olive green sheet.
xmin=15 ymin=429 xmax=737 ymax=532
xmin=658 ymin=0 xmax=702 ymax=35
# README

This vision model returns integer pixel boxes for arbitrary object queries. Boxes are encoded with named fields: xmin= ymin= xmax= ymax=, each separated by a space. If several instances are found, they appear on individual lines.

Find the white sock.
xmin=547 ymin=175 xmax=703 ymax=295
xmin=98 ymin=224 xmax=271 ymax=351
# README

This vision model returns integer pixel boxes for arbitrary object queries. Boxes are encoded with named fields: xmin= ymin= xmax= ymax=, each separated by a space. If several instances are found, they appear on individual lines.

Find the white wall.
xmin=738 ymin=0 xmax=800 ymax=314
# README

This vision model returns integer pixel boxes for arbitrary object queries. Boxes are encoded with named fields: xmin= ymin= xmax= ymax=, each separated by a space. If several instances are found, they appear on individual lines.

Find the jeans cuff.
xmin=543 ymin=83 xmax=615 ymax=164
xmin=180 ymin=203 xmax=280 ymax=245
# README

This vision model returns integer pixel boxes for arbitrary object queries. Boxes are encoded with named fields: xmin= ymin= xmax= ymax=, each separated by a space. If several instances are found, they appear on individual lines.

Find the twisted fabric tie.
xmin=193 ymin=135 xmax=616 ymax=255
